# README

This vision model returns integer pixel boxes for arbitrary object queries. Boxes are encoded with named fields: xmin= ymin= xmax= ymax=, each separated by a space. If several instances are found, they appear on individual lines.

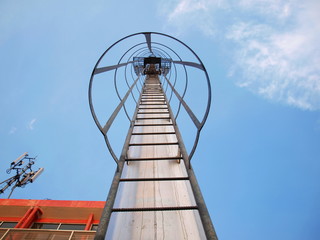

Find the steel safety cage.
xmin=89 ymin=32 xmax=217 ymax=240
xmin=88 ymin=32 xmax=212 ymax=168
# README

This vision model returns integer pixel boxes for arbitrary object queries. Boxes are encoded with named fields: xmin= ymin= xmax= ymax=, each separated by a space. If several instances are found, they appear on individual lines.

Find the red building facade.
xmin=0 ymin=199 xmax=104 ymax=239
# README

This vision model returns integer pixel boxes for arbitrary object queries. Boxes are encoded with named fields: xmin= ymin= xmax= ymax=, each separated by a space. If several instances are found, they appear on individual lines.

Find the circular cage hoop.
xmin=89 ymin=32 xmax=212 ymax=165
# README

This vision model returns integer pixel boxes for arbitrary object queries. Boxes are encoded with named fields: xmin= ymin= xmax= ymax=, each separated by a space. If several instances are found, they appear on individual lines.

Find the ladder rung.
xmin=142 ymin=92 xmax=163 ymax=93
xmin=141 ymin=96 xmax=165 ymax=100
xmin=136 ymin=117 xmax=170 ymax=120
xmin=131 ymin=132 xmax=176 ymax=135
xmin=125 ymin=156 xmax=182 ymax=161
xmin=142 ymin=95 xmax=162 ymax=97
xmin=112 ymin=206 xmax=198 ymax=212
xmin=141 ymin=96 xmax=163 ymax=98
xmin=140 ymin=102 xmax=166 ymax=105
xmin=119 ymin=177 xmax=189 ymax=182
xmin=141 ymin=100 xmax=165 ymax=102
xmin=137 ymin=111 xmax=169 ymax=114
xmin=134 ymin=123 xmax=173 ymax=126
xmin=140 ymin=103 xmax=167 ymax=105
xmin=139 ymin=107 xmax=168 ymax=110
xmin=129 ymin=142 xmax=179 ymax=146
xmin=143 ymin=95 xmax=162 ymax=97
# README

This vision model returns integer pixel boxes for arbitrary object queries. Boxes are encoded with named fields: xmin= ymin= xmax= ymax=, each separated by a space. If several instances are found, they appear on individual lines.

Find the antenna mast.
xmin=0 ymin=152 xmax=44 ymax=198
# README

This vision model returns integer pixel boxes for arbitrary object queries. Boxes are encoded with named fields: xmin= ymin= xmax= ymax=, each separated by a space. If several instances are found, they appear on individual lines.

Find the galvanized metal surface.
xmin=103 ymin=76 xmax=208 ymax=239
xmin=89 ymin=32 xmax=217 ymax=240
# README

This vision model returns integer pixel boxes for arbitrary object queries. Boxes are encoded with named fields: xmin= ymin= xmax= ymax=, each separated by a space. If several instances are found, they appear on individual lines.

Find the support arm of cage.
xmin=89 ymin=74 xmax=140 ymax=165
xmin=94 ymin=61 xmax=135 ymax=75
xmin=164 ymin=74 xmax=210 ymax=163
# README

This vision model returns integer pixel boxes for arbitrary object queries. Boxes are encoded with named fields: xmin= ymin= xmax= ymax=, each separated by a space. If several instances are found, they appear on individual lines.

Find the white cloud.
xmin=238 ymin=0 xmax=295 ymax=20
xmin=9 ymin=127 xmax=17 ymax=135
xmin=28 ymin=118 xmax=37 ymax=130
xmin=168 ymin=0 xmax=209 ymax=20
xmin=227 ymin=1 xmax=320 ymax=110
xmin=159 ymin=0 xmax=320 ymax=110
xmin=160 ymin=0 xmax=224 ymax=36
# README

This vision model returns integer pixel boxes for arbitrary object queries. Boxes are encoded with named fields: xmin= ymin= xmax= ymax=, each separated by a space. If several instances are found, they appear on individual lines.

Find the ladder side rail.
xmin=94 ymin=80 xmax=144 ymax=240
xmin=162 ymin=85 xmax=218 ymax=240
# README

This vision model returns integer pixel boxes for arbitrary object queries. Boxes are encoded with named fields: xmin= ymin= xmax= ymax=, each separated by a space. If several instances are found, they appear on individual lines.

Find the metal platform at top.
xmin=89 ymin=32 xmax=217 ymax=240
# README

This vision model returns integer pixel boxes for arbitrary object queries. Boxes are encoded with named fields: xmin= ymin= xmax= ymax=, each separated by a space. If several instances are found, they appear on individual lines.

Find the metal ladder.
xmin=104 ymin=75 xmax=208 ymax=239
xmin=90 ymin=32 xmax=218 ymax=240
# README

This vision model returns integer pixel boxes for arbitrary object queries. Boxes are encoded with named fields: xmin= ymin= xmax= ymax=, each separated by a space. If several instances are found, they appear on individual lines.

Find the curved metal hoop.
xmin=88 ymin=32 xmax=212 ymax=166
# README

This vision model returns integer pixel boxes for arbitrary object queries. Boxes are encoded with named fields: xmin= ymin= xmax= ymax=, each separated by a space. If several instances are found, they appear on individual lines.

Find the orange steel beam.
xmin=0 ymin=199 xmax=103 ymax=228
xmin=85 ymin=213 xmax=94 ymax=230
xmin=0 ymin=199 xmax=104 ymax=208
xmin=20 ymin=207 xmax=42 ymax=228
xmin=15 ymin=207 xmax=42 ymax=228
xmin=14 ymin=207 xmax=33 ymax=228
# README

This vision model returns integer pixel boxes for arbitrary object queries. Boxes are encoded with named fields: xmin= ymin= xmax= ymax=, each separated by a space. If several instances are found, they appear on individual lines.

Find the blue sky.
xmin=1 ymin=0 xmax=320 ymax=239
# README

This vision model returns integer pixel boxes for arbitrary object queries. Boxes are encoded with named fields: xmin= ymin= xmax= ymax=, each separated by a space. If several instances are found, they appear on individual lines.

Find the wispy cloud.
xmin=227 ymin=0 xmax=320 ymax=110
xmin=237 ymin=0 xmax=295 ymax=20
xmin=160 ymin=0 xmax=224 ymax=36
xmin=9 ymin=127 xmax=17 ymax=135
xmin=27 ymin=118 xmax=37 ymax=130
xmin=159 ymin=0 xmax=320 ymax=110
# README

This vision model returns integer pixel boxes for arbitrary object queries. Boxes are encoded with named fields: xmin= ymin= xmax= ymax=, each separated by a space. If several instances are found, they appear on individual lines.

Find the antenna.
xmin=29 ymin=168 xmax=44 ymax=183
xmin=7 ymin=152 xmax=28 ymax=173
xmin=0 ymin=153 xmax=44 ymax=198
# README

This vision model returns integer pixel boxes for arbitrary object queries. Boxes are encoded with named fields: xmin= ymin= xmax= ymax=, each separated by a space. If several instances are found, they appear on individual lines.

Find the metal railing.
xmin=0 ymin=228 xmax=95 ymax=240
